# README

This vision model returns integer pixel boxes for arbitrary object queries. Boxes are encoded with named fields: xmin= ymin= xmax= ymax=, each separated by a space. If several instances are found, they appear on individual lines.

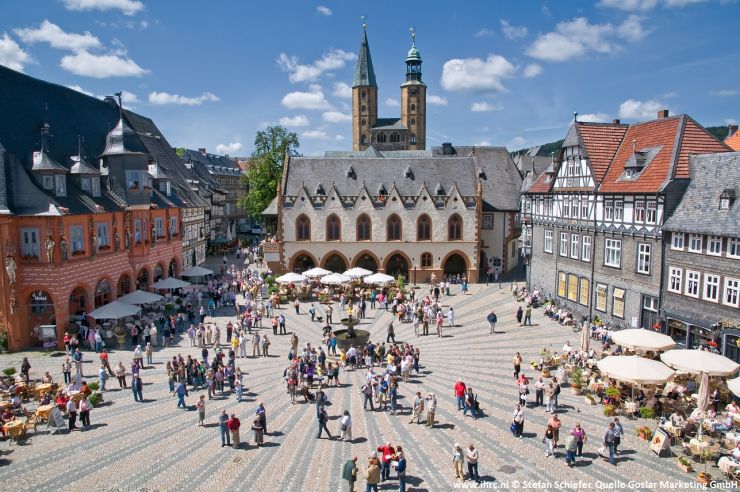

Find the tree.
xmin=238 ymin=126 xmax=300 ymax=218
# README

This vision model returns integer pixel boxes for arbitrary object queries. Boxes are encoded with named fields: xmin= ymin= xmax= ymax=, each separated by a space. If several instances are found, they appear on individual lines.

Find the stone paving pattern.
xmin=0 ymin=258 xmax=698 ymax=491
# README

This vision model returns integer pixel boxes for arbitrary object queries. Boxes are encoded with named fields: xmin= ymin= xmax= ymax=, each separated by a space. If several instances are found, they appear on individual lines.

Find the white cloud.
xmin=322 ymin=111 xmax=351 ymax=123
xmin=664 ymin=0 xmax=706 ymax=6
xmin=215 ymin=142 xmax=242 ymax=155
xmin=475 ymin=140 xmax=492 ymax=146
xmin=148 ymin=91 xmax=220 ymax=105
xmin=335 ymin=134 xmax=345 ymax=141
xmin=385 ymin=98 xmax=400 ymax=107
xmin=316 ymin=6 xmax=332 ymax=15
xmin=279 ymin=115 xmax=310 ymax=127
xmin=523 ymin=63 xmax=542 ymax=78
xmin=121 ymin=90 xmax=139 ymax=104
xmin=302 ymin=129 xmax=330 ymax=140
xmin=332 ymin=82 xmax=352 ymax=98
xmin=474 ymin=28 xmax=495 ymax=38
xmin=470 ymin=101 xmax=503 ymax=112
xmin=0 ymin=34 xmax=32 ymax=72
xmin=427 ymin=94 xmax=448 ymax=106
xmin=441 ymin=54 xmax=516 ymax=93
xmin=710 ymin=89 xmax=739 ymax=97
xmin=281 ymin=85 xmax=333 ymax=110
xmin=725 ymin=118 xmax=738 ymax=126
xmin=618 ymin=99 xmax=667 ymax=119
xmin=277 ymin=49 xmax=355 ymax=83
xmin=662 ymin=91 xmax=679 ymax=99
xmin=508 ymin=136 xmax=527 ymax=148
xmin=62 ymin=0 xmax=144 ymax=16
xmin=578 ymin=112 xmax=611 ymax=123
xmin=60 ymin=50 xmax=148 ymax=78
xmin=526 ymin=16 xmax=647 ymax=62
xmin=15 ymin=20 xmax=101 ymax=52
xmin=500 ymin=20 xmax=528 ymax=39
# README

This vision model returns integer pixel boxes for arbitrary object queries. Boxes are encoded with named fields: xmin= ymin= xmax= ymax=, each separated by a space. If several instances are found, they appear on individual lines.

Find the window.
xmin=96 ymin=223 xmax=109 ymax=247
xmin=159 ymin=180 xmax=171 ymax=197
xmin=70 ymin=225 xmax=84 ymax=254
xmin=604 ymin=199 xmax=614 ymax=221
xmin=636 ymin=243 xmax=651 ymax=274
xmin=410 ymin=104 xmax=416 ymax=111
xmin=703 ymin=274 xmax=720 ymax=302
xmin=421 ymin=252 xmax=433 ymax=268
xmin=361 ymin=105 xmax=366 ymax=112
xmin=356 ymin=214 xmax=371 ymax=241
xmin=581 ymin=198 xmax=588 ymax=219
xmin=387 ymin=214 xmax=402 ymax=241
xmin=559 ymin=232 xmax=568 ymax=256
xmin=169 ymin=217 xmax=178 ymax=236
xmin=614 ymin=200 xmax=624 ymax=221
xmin=125 ymin=170 xmax=150 ymax=189
xmin=570 ymin=234 xmax=579 ymax=259
xmin=688 ymin=234 xmax=702 ymax=253
xmin=482 ymin=214 xmax=493 ymax=229
xmin=42 ymin=175 xmax=53 ymax=191
xmin=596 ymin=284 xmax=607 ymax=312
xmin=134 ymin=219 xmax=142 ymax=244
xmin=685 ymin=270 xmax=700 ymax=298
xmin=360 ymin=135 xmax=367 ymax=145
xmin=729 ymin=238 xmax=740 ymax=259
xmin=417 ymin=215 xmax=431 ymax=241
xmin=646 ymin=202 xmax=657 ymax=224
xmin=707 ymin=236 xmax=722 ymax=256
xmin=20 ymin=227 xmax=40 ymax=258
xmin=544 ymin=230 xmax=553 ymax=253
xmin=558 ymin=272 xmax=566 ymax=297
xmin=296 ymin=215 xmax=310 ymax=241
xmin=721 ymin=197 xmax=731 ymax=209
xmin=579 ymin=278 xmax=590 ymax=306
xmin=567 ymin=274 xmax=578 ymax=301
xmin=326 ymin=215 xmax=341 ymax=241
xmin=634 ymin=200 xmax=645 ymax=223
xmin=724 ymin=278 xmax=739 ymax=307
xmin=155 ymin=217 xmax=164 ymax=238
xmin=581 ymin=236 xmax=592 ymax=262
xmin=448 ymin=215 xmax=462 ymax=241
xmin=571 ymin=198 xmax=579 ymax=219
xmin=389 ymin=133 xmax=400 ymax=143
xmin=410 ymin=118 xmax=416 ymax=125
xmin=376 ymin=133 xmax=387 ymax=143
xmin=604 ymin=239 xmax=622 ymax=268
xmin=410 ymin=135 xmax=416 ymax=145
xmin=562 ymin=197 xmax=570 ymax=218
xmin=671 ymin=233 xmax=685 ymax=250
xmin=612 ymin=288 xmax=625 ymax=318
xmin=81 ymin=177 xmax=91 ymax=191
xmin=55 ymin=174 xmax=66 ymax=197
xmin=668 ymin=267 xmax=682 ymax=293
xmin=91 ymin=177 xmax=101 ymax=197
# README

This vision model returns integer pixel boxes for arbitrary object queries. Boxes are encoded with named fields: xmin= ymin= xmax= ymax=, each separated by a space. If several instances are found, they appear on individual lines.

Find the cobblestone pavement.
xmin=0 ymin=257 xmax=711 ymax=491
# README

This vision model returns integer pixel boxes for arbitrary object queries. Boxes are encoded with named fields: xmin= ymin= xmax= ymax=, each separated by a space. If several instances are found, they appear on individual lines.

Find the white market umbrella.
xmin=181 ymin=266 xmax=214 ymax=277
xmin=88 ymin=301 xmax=141 ymax=320
xmin=152 ymin=277 xmax=192 ymax=290
xmin=697 ymin=372 xmax=711 ymax=412
xmin=321 ymin=273 xmax=351 ymax=285
xmin=303 ymin=267 xmax=332 ymax=278
xmin=364 ymin=273 xmax=396 ymax=285
xmin=660 ymin=349 xmax=740 ymax=377
xmin=610 ymin=329 xmax=677 ymax=353
xmin=727 ymin=377 xmax=740 ymax=398
xmin=275 ymin=272 xmax=306 ymax=284
xmin=117 ymin=290 xmax=164 ymax=305
xmin=596 ymin=355 xmax=675 ymax=385
xmin=580 ymin=322 xmax=591 ymax=353
xmin=343 ymin=267 xmax=373 ymax=279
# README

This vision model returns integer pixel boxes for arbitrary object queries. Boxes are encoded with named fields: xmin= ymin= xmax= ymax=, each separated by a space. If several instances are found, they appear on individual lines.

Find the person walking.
xmin=252 ymin=332 xmax=261 ymax=357
xmin=342 ymin=456 xmax=358 ymax=492
xmin=365 ymin=454 xmax=381 ymax=492
xmin=386 ymin=321 xmax=396 ymax=344
xmin=317 ymin=406 xmax=333 ymax=439
xmin=228 ymin=413 xmax=241 ymax=449
xmin=78 ymin=396 xmax=91 ymax=427
xmin=572 ymin=423 xmax=587 ymax=457
xmin=487 ymin=310 xmax=497 ymax=333
xmin=196 ymin=395 xmax=206 ymax=427
xmin=565 ymin=429 xmax=578 ymax=467
xmin=98 ymin=364 xmax=107 ymax=392
xmin=454 ymin=379 xmax=466 ymax=411
xmin=410 ymin=392 xmax=424 ymax=424
xmin=466 ymin=443 xmax=480 ymax=483
xmin=453 ymin=443 xmax=464 ymax=480
xmin=516 ymin=305 xmax=523 ymax=326
xmin=512 ymin=403 xmax=524 ymax=438
xmin=326 ymin=304 xmax=333 ymax=325
xmin=256 ymin=401 xmax=267 ymax=434
xmin=463 ymin=388 xmax=477 ymax=419
xmin=613 ymin=417 xmax=624 ymax=455
xmin=543 ymin=424 xmax=555 ymax=457
xmin=524 ymin=305 xmax=532 ymax=326
xmin=176 ymin=380 xmax=189 ymax=409
xmin=145 ymin=343 xmax=153 ymax=366
xmin=362 ymin=381 xmax=374 ymax=411
xmin=339 ymin=410 xmax=352 ymax=441
xmin=549 ymin=414 xmax=562 ymax=448
xmin=132 ymin=374 xmax=143 ymax=402
xmin=535 ymin=377 xmax=545 ymax=407
xmin=62 ymin=358 xmax=72 ymax=384
xmin=261 ymin=334 xmax=270 ymax=357
xmin=513 ymin=352 xmax=522 ymax=380
xmin=602 ymin=422 xmax=616 ymax=466
xmin=425 ymin=393 xmax=437 ymax=427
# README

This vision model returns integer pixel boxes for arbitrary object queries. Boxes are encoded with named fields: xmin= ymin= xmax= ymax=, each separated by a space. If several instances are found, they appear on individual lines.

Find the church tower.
xmin=352 ymin=21 xmax=377 ymax=151
xmin=400 ymin=31 xmax=426 ymax=150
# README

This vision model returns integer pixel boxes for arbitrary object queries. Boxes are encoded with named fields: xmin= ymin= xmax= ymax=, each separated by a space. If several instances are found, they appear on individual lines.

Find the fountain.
xmin=333 ymin=312 xmax=369 ymax=351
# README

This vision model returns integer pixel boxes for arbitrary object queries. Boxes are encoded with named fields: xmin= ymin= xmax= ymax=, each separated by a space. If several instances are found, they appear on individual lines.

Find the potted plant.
xmin=114 ymin=325 xmax=127 ymax=346
xmin=605 ymin=386 xmax=621 ymax=403
xmin=570 ymin=367 xmax=584 ymax=395
xmin=677 ymin=456 xmax=693 ymax=473
xmin=639 ymin=407 xmax=656 ymax=420
xmin=603 ymin=404 xmax=616 ymax=416
xmin=697 ymin=448 xmax=713 ymax=485
xmin=89 ymin=391 xmax=104 ymax=407
xmin=636 ymin=426 xmax=653 ymax=440
xmin=164 ymin=303 xmax=175 ymax=313
xmin=87 ymin=381 xmax=100 ymax=392
xmin=585 ymin=394 xmax=597 ymax=405
xmin=2 ymin=367 xmax=16 ymax=377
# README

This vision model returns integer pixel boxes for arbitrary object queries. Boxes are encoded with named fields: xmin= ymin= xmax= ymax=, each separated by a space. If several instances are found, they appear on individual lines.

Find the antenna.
xmin=573 ymin=112 xmax=579 ymax=122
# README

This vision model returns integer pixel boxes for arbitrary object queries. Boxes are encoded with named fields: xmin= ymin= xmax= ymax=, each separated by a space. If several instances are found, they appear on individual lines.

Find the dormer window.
xmin=346 ymin=166 xmax=356 ymax=179
xmin=404 ymin=166 xmax=413 ymax=179
xmin=435 ymin=183 xmax=444 ymax=196
xmin=159 ymin=180 xmax=171 ymax=196
xmin=91 ymin=177 xmax=100 ymax=197
xmin=315 ymin=184 xmax=325 ymax=196
xmin=42 ymin=175 xmax=54 ymax=191
xmin=377 ymin=184 xmax=387 ymax=196
xmin=81 ymin=177 xmax=91 ymax=191
xmin=720 ymin=188 xmax=735 ymax=210
xmin=55 ymin=175 xmax=66 ymax=197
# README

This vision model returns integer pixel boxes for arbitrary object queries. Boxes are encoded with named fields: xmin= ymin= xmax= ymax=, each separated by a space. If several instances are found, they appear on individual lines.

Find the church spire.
xmin=353 ymin=17 xmax=377 ymax=88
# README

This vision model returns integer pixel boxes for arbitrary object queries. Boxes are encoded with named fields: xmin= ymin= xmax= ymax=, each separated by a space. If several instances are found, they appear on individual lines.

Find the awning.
xmin=181 ymin=266 xmax=214 ymax=277
xmin=88 ymin=301 xmax=141 ymax=320
xmin=152 ymin=277 xmax=192 ymax=290
xmin=117 ymin=290 xmax=164 ymax=305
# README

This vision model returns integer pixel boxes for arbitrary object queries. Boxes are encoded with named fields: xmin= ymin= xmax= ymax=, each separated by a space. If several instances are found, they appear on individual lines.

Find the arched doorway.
xmin=323 ymin=253 xmax=347 ymax=273
xmin=354 ymin=252 xmax=378 ymax=272
xmin=68 ymin=287 xmax=88 ymax=317
xmin=168 ymin=258 xmax=178 ymax=278
xmin=443 ymin=253 xmax=468 ymax=278
xmin=137 ymin=268 xmax=149 ymax=291
xmin=117 ymin=274 xmax=132 ymax=297
xmin=479 ymin=251 xmax=488 ymax=280
xmin=385 ymin=253 xmax=409 ymax=281
xmin=94 ymin=280 xmax=112 ymax=308
xmin=28 ymin=290 xmax=55 ymax=347
xmin=153 ymin=263 xmax=164 ymax=283
xmin=291 ymin=253 xmax=316 ymax=273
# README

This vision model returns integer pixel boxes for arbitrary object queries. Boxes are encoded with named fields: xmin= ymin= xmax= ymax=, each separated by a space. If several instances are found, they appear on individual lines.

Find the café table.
xmin=3 ymin=419 xmax=25 ymax=440
xmin=35 ymin=404 xmax=54 ymax=422
xmin=34 ymin=383 xmax=53 ymax=396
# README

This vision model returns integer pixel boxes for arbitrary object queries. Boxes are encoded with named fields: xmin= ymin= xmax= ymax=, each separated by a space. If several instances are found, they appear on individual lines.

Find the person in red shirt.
xmin=99 ymin=349 xmax=114 ymax=376
xmin=227 ymin=413 xmax=241 ymax=449
xmin=454 ymin=379 xmax=467 ymax=411
xmin=376 ymin=442 xmax=395 ymax=482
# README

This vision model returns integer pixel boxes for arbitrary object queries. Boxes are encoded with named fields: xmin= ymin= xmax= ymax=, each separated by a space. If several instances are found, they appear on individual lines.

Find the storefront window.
xmin=668 ymin=319 xmax=687 ymax=347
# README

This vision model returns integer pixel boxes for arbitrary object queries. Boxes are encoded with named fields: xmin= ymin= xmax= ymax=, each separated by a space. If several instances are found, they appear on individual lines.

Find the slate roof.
xmin=372 ymin=118 xmax=406 ymax=130
xmin=473 ymin=147 xmax=523 ymax=211
xmin=663 ymin=152 xmax=740 ymax=236
xmin=262 ymin=196 xmax=278 ymax=215
xmin=352 ymin=27 xmax=377 ymax=88
xmin=181 ymin=149 xmax=242 ymax=177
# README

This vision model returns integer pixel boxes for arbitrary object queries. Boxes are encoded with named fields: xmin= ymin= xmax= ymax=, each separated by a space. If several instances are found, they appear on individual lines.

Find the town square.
xmin=0 ymin=1 xmax=738 ymax=491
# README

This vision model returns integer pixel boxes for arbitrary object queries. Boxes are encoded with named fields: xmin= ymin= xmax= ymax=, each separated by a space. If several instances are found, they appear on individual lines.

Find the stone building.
xmin=522 ymin=111 xmax=730 ymax=330
xmin=662 ymin=152 xmax=740 ymax=361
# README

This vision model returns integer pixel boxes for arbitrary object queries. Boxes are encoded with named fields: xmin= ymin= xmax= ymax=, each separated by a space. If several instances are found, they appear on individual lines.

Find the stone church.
xmin=263 ymin=27 xmax=523 ymax=282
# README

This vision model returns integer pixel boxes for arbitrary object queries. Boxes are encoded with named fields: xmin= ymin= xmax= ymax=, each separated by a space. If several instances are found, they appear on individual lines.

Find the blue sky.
xmin=1 ymin=0 xmax=738 ymax=156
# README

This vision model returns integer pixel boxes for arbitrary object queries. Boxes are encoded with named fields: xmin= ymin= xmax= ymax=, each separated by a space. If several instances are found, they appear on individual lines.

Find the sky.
xmin=0 ymin=0 xmax=738 ymax=156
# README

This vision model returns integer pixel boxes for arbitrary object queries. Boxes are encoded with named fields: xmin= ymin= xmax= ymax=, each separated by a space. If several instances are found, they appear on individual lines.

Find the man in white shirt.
xmin=562 ymin=341 xmax=573 ymax=353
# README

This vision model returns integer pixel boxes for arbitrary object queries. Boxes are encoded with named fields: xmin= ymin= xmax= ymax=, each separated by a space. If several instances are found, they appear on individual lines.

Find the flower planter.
xmin=696 ymin=473 xmax=711 ymax=486
xmin=678 ymin=462 xmax=692 ymax=473
xmin=571 ymin=385 xmax=582 ymax=395
xmin=115 ymin=334 xmax=126 ymax=346
xmin=584 ymin=396 xmax=597 ymax=405
xmin=639 ymin=432 xmax=650 ymax=441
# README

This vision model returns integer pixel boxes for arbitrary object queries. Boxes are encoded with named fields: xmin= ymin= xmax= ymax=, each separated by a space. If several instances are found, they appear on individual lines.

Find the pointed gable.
xmin=674 ymin=117 xmax=731 ymax=178
xmin=576 ymin=122 xmax=628 ymax=183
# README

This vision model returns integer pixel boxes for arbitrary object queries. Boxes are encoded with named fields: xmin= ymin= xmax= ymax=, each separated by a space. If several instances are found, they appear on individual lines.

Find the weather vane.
xmin=361 ymin=15 xmax=366 ymax=29
xmin=410 ymin=27 xmax=416 ymax=43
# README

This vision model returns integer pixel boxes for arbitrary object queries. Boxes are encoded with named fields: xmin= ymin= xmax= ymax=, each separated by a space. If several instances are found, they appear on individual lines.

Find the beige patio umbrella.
xmin=697 ymin=372 xmax=711 ymax=411
xmin=596 ymin=355 xmax=675 ymax=385
xmin=660 ymin=349 xmax=740 ymax=377
xmin=580 ymin=321 xmax=590 ymax=353
xmin=610 ymin=329 xmax=676 ymax=353
xmin=727 ymin=377 xmax=740 ymax=398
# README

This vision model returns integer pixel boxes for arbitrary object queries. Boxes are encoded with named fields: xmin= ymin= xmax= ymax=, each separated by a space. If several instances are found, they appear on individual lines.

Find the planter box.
xmin=678 ymin=463 xmax=692 ymax=473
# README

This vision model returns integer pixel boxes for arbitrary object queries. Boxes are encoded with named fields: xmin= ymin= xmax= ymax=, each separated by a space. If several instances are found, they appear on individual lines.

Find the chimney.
xmin=198 ymin=148 xmax=206 ymax=155
xmin=728 ymin=124 xmax=739 ymax=138
xmin=657 ymin=109 xmax=669 ymax=119
xmin=612 ymin=119 xmax=621 ymax=125
xmin=632 ymin=139 xmax=637 ymax=153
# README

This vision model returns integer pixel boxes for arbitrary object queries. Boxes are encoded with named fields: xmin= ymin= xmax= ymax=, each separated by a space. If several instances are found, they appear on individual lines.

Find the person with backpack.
xmin=487 ymin=310 xmax=497 ymax=333
xmin=565 ymin=429 xmax=578 ymax=467
xmin=342 ymin=456 xmax=358 ymax=492
xmin=361 ymin=381 xmax=374 ymax=411
xmin=463 ymin=388 xmax=478 ymax=419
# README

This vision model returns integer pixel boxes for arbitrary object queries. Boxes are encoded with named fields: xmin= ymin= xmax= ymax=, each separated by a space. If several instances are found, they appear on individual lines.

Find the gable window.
xmin=614 ymin=200 xmax=624 ymax=221
xmin=636 ymin=243 xmax=651 ymax=274
xmin=579 ymin=278 xmax=590 ymax=306
xmin=685 ymin=270 xmax=700 ymax=298
xmin=296 ymin=214 xmax=311 ymax=241
xmin=703 ymin=274 xmax=720 ymax=302
xmin=96 ymin=223 xmax=109 ymax=247
xmin=567 ymin=274 xmax=578 ymax=301
xmin=55 ymin=175 xmax=67 ymax=197
xmin=81 ymin=177 xmax=91 ymax=191
xmin=421 ymin=252 xmax=433 ymax=268
xmin=448 ymin=214 xmax=462 ymax=241
xmin=729 ymin=238 xmax=740 ymax=259
xmin=356 ymin=214 xmax=371 ymax=241
xmin=134 ymin=219 xmax=142 ymax=244
xmin=595 ymin=284 xmax=607 ymax=312
xmin=668 ymin=266 xmax=682 ymax=293
xmin=707 ymin=236 xmax=722 ymax=256
xmin=581 ymin=198 xmax=588 ymax=219
xmin=604 ymin=199 xmax=614 ymax=221
xmin=671 ymin=233 xmax=685 ymax=250
xmin=70 ymin=225 xmax=84 ymax=254
xmin=387 ymin=214 xmax=402 ymax=241
xmin=544 ymin=230 xmax=553 ymax=254
xmin=20 ymin=227 xmax=40 ymax=259
xmin=559 ymin=232 xmax=568 ymax=257
xmin=646 ymin=201 xmax=657 ymax=224
xmin=326 ymin=214 xmax=341 ymax=241
xmin=581 ymin=236 xmax=592 ymax=262
xmin=417 ymin=215 xmax=431 ymax=241
xmin=570 ymin=234 xmax=579 ymax=259
xmin=558 ymin=272 xmax=567 ymax=297
xmin=91 ymin=177 xmax=101 ymax=197
xmin=724 ymin=278 xmax=739 ymax=308
xmin=125 ymin=170 xmax=150 ymax=190
xmin=604 ymin=238 xmax=621 ymax=268
xmin=634 ymin=200 xmax=645 ymax=223
xmin=612 ymin=288 xmax=625 ymax=318
xmin=42 ymin=175 xmax=54 ymax=191
xmin=688 ymin=234 xmax=702 ymax=253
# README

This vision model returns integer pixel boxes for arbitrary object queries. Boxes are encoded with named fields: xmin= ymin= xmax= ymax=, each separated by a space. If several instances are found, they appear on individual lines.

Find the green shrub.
xmin=89 ymin=392 xmax=103 ymax=407
xmin=2 ymin=367 xmax=16 ymax=377
xmin=570 ymin=367 xmax=583 ymax=387
xmin=87 ymin=381 xmax=100 ymax=391
xmin=639 ymin=407 xmax=656 ymax=419
xmin=605 ymin=386 xmax=621 ymax=399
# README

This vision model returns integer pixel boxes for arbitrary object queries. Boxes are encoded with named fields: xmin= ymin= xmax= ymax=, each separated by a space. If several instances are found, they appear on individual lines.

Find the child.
xmin=196 ymin=394 xmax=206 ymax=426
xmin=235 ymin=378 xmax=243 ymax=402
